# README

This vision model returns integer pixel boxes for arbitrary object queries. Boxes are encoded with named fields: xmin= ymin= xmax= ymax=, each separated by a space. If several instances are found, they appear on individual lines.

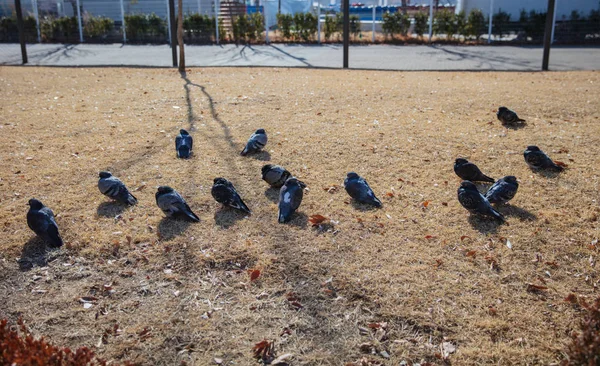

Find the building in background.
xmin=457 ymin=0 xmax=600 ymax=20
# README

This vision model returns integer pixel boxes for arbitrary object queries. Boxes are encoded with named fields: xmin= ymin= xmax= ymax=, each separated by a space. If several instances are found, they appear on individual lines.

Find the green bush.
xmin=433 ymin=9 xmax=457 ymax=38
xmin=0 ymin=15 xmax=37 ymax=42
xmin=147 ymin=13 xmax=166 ymax=36
xmin=382 ymin=11 xmax=410 ymax=39
xmin=519 ymin=9 xmax=545 ymax=41
xmin=455 ymin=10 xmax=467 ymax=37
xmin=83 ymin=14 xmax=113 ymax=38
xmin=276 ymin=13 xmax=293 ymax=39
xmin=492 ymin=10 xmax=511 ymax=40
xmin=40 ymin=16 xmax=78 ymax=42
xmin=465 ymin=8 xmax=485 ymax=39
xmin=349 ymin=14 xmax=361 ymax=39
xmin=232 ymin=13 xmax=264 ymax=42
xmin=413 ymin=11 xmax=428 ymax=38
xmin=323 ymin=13 xmax=339 ymax=40
xmin=293 ymin=12 xmax=317 ymax=41
xmin=124 ymin=14 xmax=148 ymax=40
xmin=184 ymin=13 xmax=214 ymax=37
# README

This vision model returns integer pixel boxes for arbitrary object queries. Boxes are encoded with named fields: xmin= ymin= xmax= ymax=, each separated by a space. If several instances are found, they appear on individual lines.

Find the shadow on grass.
xmin=499 ymin=205 xmax=537 ymax=221
xmin=503 ymin=122 xmax=527 ymax=130
xmin=96 ymin=201 xmax=128 ymax=218
xmin=280 ymin=211 xmax=309 ymax=229
xmin=214 ymin=206 xmax=248 ymax=229
xmin=158 ymin=217 xmax=192 ymax=241
xmin=530 ymin=168 xmax=564 ymax=179
xmin=264 ymin=187 xmax=280 ymax=203
xmin=468 ymin=215 xmax=503 ymax=234
xmin=246 ymin=150 xmax=271 ymax=161
xmin=19 ymin=236 xmax=50 ymax=271
xmin=351 ymin=200 xmax=382 ymax=212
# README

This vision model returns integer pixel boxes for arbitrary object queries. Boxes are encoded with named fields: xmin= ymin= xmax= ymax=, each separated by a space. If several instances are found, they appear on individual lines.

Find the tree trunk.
xmin=178 ymin=0 xmax=185 ymax=71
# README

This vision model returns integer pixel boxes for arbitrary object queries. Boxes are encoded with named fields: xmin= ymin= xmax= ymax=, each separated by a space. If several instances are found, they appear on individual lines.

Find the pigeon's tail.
xmin=278 ymin=210 xmax=290 ymax=224
xmin=46 ymin=225 xmax=63 ymax=248
xmin=481 ymin=174 xmax=495 ymax=183
xmin=490 ymin=208 xmax=505 ymax=223
xmin=184 ymin=209 xmax=200 ymax=222
xmin=127 ymin=193 xmax=138 ymax=206
xmin=177 ymin=146 xmax=191 ymax=159
xmin=236 ymin=198 xmax=251 ymax=215
xmin=517 ymin=118 xmax=526 ymax=123
xmin=240 ymin=147 xmax=248 ymax=156
xmin=373 ymin=197 xmax=383 ymax=208
xmin=550 ymin=162 xmax=565 ymax=172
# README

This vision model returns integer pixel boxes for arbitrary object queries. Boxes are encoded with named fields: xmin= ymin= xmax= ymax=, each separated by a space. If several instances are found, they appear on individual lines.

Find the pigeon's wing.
xmin=45 ymin=217 xmax=63 ymax=247
xmin=116 ymin=184 xmax=137 ymax=205
xmin=458 ymin=190 xmax=480 ymax=211
xmin=525 ymin=151 xmax=546 ymax=169
xmin=187 ymin=135 xmax=193 ymax=151
xmin=27 ymin=210 xmax=49 ymax=236
xmin=175 ymin=134 xmax=182 ymax=149
xmin=231 ymin=191 xmax=251 ymax=214
xmin=278 ymin=185 xmax=296 ymax=223
xmin=212 ymin=184 xmax=232 ymax=205
xmin=178 ymin=201 xmax=200 ymax=222
xmin=359 ymin=179 xmax=382 ymax=206
xmin=485 ymin=181 xmax=516 ymax=204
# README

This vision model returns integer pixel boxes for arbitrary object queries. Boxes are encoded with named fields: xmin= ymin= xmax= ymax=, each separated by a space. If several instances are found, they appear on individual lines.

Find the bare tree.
xmin=177 ymin=0 xmax=185 ymax=71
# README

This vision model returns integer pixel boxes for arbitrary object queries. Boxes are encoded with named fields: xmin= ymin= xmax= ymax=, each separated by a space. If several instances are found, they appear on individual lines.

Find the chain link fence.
xmin=1 ymin=0 xmax=599 ymax=67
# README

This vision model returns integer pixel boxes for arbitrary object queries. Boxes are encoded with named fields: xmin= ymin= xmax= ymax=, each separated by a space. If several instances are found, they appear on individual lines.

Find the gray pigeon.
xmin=211 ymin=178 xmax=251 ymax=214
xmin=497 ymin=107 xmax=525 ymax=125
xmin=155 ymin=186 xmax=200 ymax=222
xmin=344 ymin=172 xmax=382 ymax=207
xmin=457 ymin=181 xmax=504 ymax=222
xmin=485 ymin=176 xmax=519 ymax=205
xmin=241 ymin=129 xmax=267 ymax=156
xmin=175 ymin=129 xmax=193 ymax=159
xmin=278 ymin=177 xmax=305 ymax=223
xmin=262 ymin=164 xmax=291 ymax=188
xmin=98 ymin=171 xmax=137 ymax=205
xmin=524 ymin=146 xmax=564 ymax=172
xmin=454 ymin=158 xmax=495 ymax=183
xmin=27 ymin=198 xmax=63 ymax=248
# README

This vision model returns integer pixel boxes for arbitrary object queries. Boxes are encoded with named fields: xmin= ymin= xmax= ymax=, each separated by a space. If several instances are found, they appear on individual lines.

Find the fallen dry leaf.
xmin=564 ymin=293 xmax=578 ymax=304
xmin=527 ymin=283 xmax=548 ymax=292
xmin=249 ymin=269 xmax=261 ymax=282
xmin=554 ymin=161 xmax=568 ymax=168
xmin=308 ymin=214 xmax=328 ymax=226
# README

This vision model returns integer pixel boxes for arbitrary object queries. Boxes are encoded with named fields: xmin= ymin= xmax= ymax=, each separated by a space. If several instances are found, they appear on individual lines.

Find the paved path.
xmin=1 ymin=43 xmax=599 ymax=70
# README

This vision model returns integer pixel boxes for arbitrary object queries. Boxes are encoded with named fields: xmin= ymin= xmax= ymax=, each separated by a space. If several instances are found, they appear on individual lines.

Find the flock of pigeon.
xmin=26 ymin=106 xmax=564 ymax=249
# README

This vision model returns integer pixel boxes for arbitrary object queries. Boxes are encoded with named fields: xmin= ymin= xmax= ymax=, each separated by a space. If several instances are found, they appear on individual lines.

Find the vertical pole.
xmin=550 ymin=0 xmax=557 ymax=44
xmin=264 ymin=0 xmax=269 ymax=43
xmin=120 ymin=0 xmax=126 ymax=43
xmin=343 ymin=0 xmax=349 ymax=68
xmin=178 ymin=0 xmax=184 ymax=71
xmin=372 ymin=6 xmax=375 ymax=43
xmin=75 ymin=0 xmax=83 ymax=42
xmin=198 ymin=0 xmax=201 ymax=14
xmin=32 ymin=0 xmax=41 ymax=43
xmin=15 ymin=0 xmax=27 ymax=63
xmin=214 ymin=0 xmax=220 ymax=44
xmin=542 ymin=0 xmax=556 ymax=71
xmin=428 ymin=0 xmax=433 ymax=41
xmin=317 ymin=2 xmax=321 ymax=44
xmin=487 ymin=0 xmax=493 ymax=43
xmin=169 ymin=0 xmax=177 ymax=65
xmin=166 ymin=0 xmax=172 ymax=45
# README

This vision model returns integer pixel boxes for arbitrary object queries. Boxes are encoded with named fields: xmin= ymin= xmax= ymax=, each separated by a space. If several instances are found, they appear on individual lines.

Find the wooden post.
xmin=169 ymin=0 xmax=177 ymax=66
xmin=343 ymin=0 xmax=349 ymax=68
xmin=14 ymin=0 xmax=27 ymax=64
xmin=178 ymin=0 xmax=185 ymax=71
xmin=542 ymin=0 xmax=556 ymax=71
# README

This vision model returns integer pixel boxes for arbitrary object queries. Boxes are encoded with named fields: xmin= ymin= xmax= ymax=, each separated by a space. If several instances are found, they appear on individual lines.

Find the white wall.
xmin=459 ymin=0 xmax=599 ymax=20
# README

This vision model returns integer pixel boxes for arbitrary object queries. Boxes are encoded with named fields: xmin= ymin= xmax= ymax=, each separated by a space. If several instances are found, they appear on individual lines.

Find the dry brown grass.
xmin=0 ymin=66 xmax=599 ymax=365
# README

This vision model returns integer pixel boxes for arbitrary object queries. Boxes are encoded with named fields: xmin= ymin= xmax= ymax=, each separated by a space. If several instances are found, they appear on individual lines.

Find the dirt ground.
xmin=0 ymin=67 xmax=598 ymax=365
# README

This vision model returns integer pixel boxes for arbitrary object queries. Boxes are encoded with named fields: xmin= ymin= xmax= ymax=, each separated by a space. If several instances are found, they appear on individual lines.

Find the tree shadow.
xmin=18 ymin=236 xmax=50 ymax=271
xmin=96 ymin=201 xmax=128 ymax=218
xmin=468 ymin=215 xmax=503 ymax=234
xmin=499 ymin=205 xmax=537 ymax=221
xmin=157 ymin=217 xmax=192 ymax=241
xmin=264 ymin=187 xmax=280 ymax=203
xmin=351 ymin=200 xmax=381 ymax=212
xmin=214 ymin=206 xmax=248 ymax=229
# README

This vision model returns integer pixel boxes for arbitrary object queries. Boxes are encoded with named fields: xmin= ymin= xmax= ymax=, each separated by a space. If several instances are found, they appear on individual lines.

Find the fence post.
xmin=120 ymin=0 xmax=126 ymax=43
xmin=542 ymin=0 xmax=556 ymax=70
xmin=343 ymin=0 xmax=349 ymax=68
xmin=75 ymin=0 xmax=83 ymax=42
xmin=197 ymin=0 xmax=201 ymax=14
xmin=169 ymin=0 xmax=177 ymax=66
xmin=550 ymin=0 xmax=557 ymax=43
xmin=264 ymin=1 xmax=269 ymax=44
xmin=487 ymin=0 xmax=493 ymax=43
xmin=32 ymin=0 xmax=41 ymax=43
xmin=166 ymin=0 xmax=172 ymax=44
xmin=317 ymin=2 xmax=321 ymax=44
xmin=15 ymin=0 xmax=27 ymax=63
xmin=372 ymin=6 xmax=375 ymax=43
xmin=214 ymin=0 xmax=220 ymax=44
xmin=428 ymin=0 xmax=433 ymax=42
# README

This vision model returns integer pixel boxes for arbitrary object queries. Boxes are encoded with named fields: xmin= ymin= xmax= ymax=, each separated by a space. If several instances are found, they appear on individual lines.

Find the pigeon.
xmin=497 ymin=107 xmax=525 ymax=125
xmin=211 ymin=178 xmax=251 ymax=214
xmin=344 ymin=172 xmax=382 ymax=207
xmin=241 ymin=129 xmax=267 ymax=156
xmin=485 ymin=176 xmax=519 ymax=204
xmin=454 ymin=158 xmax=495 ymax=183
xmin=27 ymin=199 xmax=63 ymax=248
xmin=155 ymin=186 xmax=200 ymax=222
xmin=175 ymin=129 xmax=193 ymax=159
xmin=262 ymin=164 xmax=291 ymax=188
xmin=278 ymin=177 xmax=305 ymax=223
xmin=98 ymin=171 xmax=137 ymax=205
xmin=457 ymin=181 xmax=504 ymax=222
xmin=524 ymin=146 xmax=564 ymax=172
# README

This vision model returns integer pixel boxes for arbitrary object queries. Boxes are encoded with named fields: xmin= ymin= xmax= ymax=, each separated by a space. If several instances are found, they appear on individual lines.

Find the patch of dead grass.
xmin=0 ymin=67 xmax=599 ymax=365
